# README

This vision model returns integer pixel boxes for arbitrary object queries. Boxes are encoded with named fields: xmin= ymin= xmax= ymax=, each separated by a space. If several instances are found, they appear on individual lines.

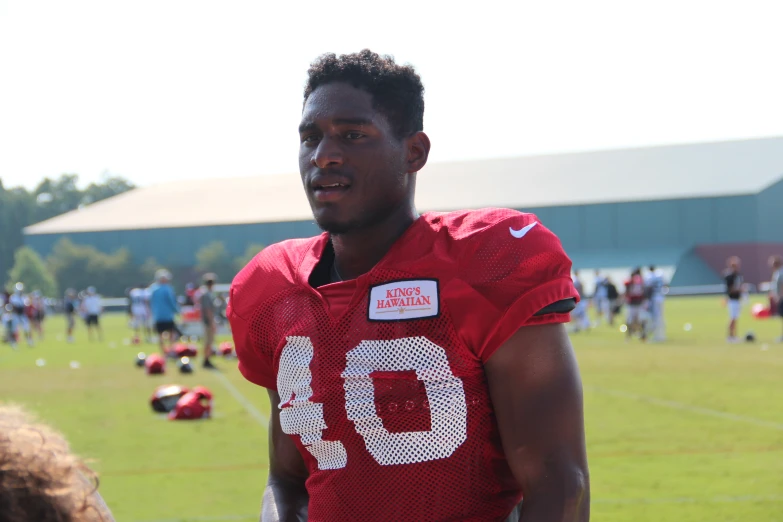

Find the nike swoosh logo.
xmin=509 ymin=221 xmax=538 ymax=239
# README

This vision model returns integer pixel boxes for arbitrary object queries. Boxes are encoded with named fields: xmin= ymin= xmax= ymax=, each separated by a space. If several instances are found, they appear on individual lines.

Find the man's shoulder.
xmin=230 ymin=236 xmax=322 ymax=318
xmin=423 ymin=208 xmax=540 ymax=241
xmin=422 ymin=208 xmax=569 ymax=272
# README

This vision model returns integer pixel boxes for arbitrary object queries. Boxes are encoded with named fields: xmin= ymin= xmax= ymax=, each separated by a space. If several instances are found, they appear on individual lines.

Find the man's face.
xmin=299 ymin=83 xmax=411 ymax=234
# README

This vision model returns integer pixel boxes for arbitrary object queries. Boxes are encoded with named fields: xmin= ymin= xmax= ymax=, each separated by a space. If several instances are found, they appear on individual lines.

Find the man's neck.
xmin=331 ymin=204 xmax=419 ymax=281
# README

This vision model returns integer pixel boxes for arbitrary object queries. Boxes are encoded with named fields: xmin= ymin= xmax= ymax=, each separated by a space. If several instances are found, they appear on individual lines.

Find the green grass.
xmin=1 ymin=296 xmax=782 ymax=521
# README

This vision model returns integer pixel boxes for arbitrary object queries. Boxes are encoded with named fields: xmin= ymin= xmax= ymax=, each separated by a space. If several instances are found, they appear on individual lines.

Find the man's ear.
xmin=406 ymin=131 xmax=431 ymax=173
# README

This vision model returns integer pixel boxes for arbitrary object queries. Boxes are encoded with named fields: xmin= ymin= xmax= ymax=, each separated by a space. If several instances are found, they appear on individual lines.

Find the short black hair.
xmin=304 ymin=49 xmax=424 ymax=139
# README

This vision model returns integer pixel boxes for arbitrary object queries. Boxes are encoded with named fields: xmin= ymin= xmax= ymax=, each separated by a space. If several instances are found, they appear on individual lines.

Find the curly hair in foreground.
xmin=0 ymin=404 xmax=113 ymax=522
xmin=304 ymin=49 xmax=425 ymax=139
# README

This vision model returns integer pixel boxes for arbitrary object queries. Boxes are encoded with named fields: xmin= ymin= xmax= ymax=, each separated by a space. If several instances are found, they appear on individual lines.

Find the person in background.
xmin=571 ymin=270 xmax=590 ymax=332
xmin=2 ymin=303 xmax=15 ymax=346
xmin=81 ymin=287 xmax=103 ymax=342
xmin=184 ymin=283 xmax=197 ymax=306
xmin=197 ymin=273 xmax=218 ymax=369
xmin=605 ymin=277 xmax=620 ymax=326
xmin=0 ymin=291 xmax=8 ymax=345
xmin=625 ymin=268 xmax=647 ymax=342
xmin=9 ymin=283 xmax=33 ymax=347
xmin=0 ymin=403 xmax=115 ymax=521
xmin=646 ymin=265 xmax=667 ymax=342
xmin=149 ymin=269 xmax=179 ymax=355
xmin=64 ymin=289 xmax=78 ymax=343
xmin=129 ymin=286 xmax=153 ymax=342
xmin=592 ymin=270 xmax=608 ymax=325
xmin=29 ymin=290 xmax=46 ymax=341
xmin=769 ymin=255 xmax=783 ymax=342
xmin=724 ymin=256 xmax=743 ymax=343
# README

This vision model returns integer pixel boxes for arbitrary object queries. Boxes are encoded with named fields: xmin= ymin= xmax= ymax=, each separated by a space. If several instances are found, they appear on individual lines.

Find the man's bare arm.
xmin=485 ymin=323 xmax=589 ymax=522
xmin=262 ymin=390 xmax=309 ymax=522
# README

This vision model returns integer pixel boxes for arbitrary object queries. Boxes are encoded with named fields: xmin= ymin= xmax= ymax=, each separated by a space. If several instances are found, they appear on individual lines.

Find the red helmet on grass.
xmin=145 ymin=353 xmax=166 ymax=375
xmin=150 ymin=384 xmax=189 ymax=413
xmin=168 ymin=388 xmax=212 ymax=420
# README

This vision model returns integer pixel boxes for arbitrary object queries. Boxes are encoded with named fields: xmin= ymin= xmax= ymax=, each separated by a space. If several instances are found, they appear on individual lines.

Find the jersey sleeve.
xmin=228 ymin=247 xmax=289 ymax=391
xmin=448 ymin=210 xmax=578 ymax=363
xmin=227 ymin=302 xmax=276 ymax=390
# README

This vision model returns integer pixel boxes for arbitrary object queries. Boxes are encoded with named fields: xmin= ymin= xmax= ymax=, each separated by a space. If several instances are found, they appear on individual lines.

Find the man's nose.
xmin=312 ymin=137 xmax=344 ymax=169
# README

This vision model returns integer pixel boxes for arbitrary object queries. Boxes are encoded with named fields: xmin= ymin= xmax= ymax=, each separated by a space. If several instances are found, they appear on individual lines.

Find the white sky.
xmin=1 ymin=0 xmax=782 ymax=190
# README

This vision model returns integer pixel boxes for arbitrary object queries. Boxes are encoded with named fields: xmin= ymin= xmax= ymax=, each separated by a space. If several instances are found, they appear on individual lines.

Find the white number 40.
xmin=276 ymin=336 xmax=467 ymax=470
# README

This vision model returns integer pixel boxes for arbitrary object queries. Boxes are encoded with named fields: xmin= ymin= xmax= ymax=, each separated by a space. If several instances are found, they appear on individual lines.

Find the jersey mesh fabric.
xmin=229 ymin=208 xmax=577 ymax=522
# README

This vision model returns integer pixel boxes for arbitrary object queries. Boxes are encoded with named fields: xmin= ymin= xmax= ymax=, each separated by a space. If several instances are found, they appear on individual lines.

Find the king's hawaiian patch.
xmin=368 ymin=279 xmax=440 ymax=322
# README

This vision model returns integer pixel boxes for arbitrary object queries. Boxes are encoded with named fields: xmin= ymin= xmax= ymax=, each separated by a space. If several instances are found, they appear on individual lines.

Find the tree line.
xmin=6 ymin=238 xmax=264 ymax=298
xmin=2 ymin=174 xmax=264 ymax=297
xmin=0 ymin=173 xmax=135 ymax=279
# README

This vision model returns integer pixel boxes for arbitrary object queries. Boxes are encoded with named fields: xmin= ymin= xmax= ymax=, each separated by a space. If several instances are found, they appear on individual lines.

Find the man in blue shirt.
xmin=148 ymin=269 xmax=179 ymax=354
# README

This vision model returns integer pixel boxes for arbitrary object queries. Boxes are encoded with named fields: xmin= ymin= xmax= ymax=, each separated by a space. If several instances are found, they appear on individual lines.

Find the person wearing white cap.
xmin=80 ymin=286 xmax=103 ymax=342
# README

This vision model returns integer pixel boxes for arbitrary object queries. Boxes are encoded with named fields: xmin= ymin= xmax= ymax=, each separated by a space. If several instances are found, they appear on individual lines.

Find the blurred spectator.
xmin=570 ymin=270 xmax=590 ymax=332
xmin=198 ymin=273 xmax=218 ymax=369
xmin=605 ymin=277 xmax=620 ymax=326
xmin=0 ymin=404 xmax=115 ymax=521
xmin=64 ymin=289 xmax=78 ymax=343
xmin=724 ymin=256 xmax=743 ymax=343
xmin=592 ymin=270 xmax=608 ymax=325
xmin=81 ymin=287 xmax=103 ymax=342
xmin=770 ymin=255 xmax=783 ymax=342
xmin=29 ymin=290 xmax=46 ymax=341
xmin=2 ymin=303 xmax=13 ymax=346
xmin=149 ymin=269 xmax=179 ymax=354
xmin=9 ymin=283 xmax=33 ymax=347
xmin=184 ymin=283 xmax=197 ymax=306
xmin=129 ymin=286 xmax=153 ymax=342
xmin=646 ymin=265 xmax=667 ymax=342
xmin=625 ymin=268 xmax=647 ymax=342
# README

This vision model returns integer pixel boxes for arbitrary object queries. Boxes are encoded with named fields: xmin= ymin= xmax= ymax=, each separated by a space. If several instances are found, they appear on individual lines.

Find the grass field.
xmin=2 ymin=296 xmax=782 ymax=522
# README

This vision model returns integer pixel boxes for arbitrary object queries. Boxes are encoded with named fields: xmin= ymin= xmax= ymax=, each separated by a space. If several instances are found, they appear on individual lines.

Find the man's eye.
xmin=346 ymin=132 xmax=364 ymax=140
xmin=302 ymin=135 xmax=319 ymax=143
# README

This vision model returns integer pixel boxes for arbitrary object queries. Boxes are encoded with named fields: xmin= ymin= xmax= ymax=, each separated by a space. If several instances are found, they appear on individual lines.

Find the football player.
xmin=229 ymin=50 xmax=589 ymax=522
xmin=624 ymin=268 xmax=647 ymax=341
xmin=63 ymin=289 xmax=78 ymax=343
xmin=80 ymin=286 xmax=103 ymax=342
xmin=724 ymin=256 xmax=743 ymax=343
xmin=9 ymin=283 xmax=33 ymax=346
xmin=645 ymin=266 xmax=667 ymax=342
xmin=129 ymin=286 xmax=153 ymax=342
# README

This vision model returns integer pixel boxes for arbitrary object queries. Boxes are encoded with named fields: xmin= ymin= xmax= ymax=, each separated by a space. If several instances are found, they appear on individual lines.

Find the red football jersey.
xmin=229 ymin=208 xmax=577 ymax=522
xmin=625 ymin=274 xmax=646 ymax=305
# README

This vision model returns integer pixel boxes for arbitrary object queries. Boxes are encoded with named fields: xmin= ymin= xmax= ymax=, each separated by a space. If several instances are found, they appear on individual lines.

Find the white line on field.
xmin=587 ymin=386 xmax=783 ymax=431
xmin=213 ymin=371 xmax=268 ymax=426
xmin=594 ymin=494 xmax=783 ymax=505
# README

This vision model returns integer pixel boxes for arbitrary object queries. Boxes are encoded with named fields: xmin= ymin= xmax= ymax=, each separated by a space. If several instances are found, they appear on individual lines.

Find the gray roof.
xmin=25 ymin=136 xmax=783 ymax=235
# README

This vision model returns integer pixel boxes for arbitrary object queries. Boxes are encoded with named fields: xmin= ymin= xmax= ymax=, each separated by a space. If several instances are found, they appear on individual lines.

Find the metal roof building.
xmin=25 ymin=136 xmax=783 ymax=286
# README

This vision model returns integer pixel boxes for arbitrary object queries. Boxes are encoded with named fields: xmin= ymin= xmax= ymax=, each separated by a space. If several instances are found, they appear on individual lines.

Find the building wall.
xmin=25 ymin=220 xmax=321 ymax=266
xmin=524 ymin=194 xmax=758 ymax=268
xmin=26 ymin=193 xmax=772 ymax=285
xmin=756 ymin=179 xmax=783 ymax=243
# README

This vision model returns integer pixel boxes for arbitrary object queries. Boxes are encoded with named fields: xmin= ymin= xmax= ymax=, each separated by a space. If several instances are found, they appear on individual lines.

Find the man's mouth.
xmin=312 ymin=180 xmax=352 ymax=202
